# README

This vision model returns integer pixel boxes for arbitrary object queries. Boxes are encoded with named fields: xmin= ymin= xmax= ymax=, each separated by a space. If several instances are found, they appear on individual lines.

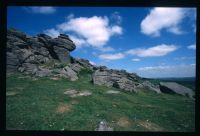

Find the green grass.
xmin=6 ymin=71 xmax=195 ymax=131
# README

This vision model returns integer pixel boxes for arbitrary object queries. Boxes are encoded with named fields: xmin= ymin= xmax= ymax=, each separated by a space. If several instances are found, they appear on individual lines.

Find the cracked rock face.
xmin=92 ymin=67 xmax=141 ymax=92
xmin=7 ymin=28 xmax=78 ymax=81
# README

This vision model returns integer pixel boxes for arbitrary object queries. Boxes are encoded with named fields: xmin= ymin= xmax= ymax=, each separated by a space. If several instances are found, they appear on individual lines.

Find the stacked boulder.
xmin=7 ymin=28 xmax=79 ymax=81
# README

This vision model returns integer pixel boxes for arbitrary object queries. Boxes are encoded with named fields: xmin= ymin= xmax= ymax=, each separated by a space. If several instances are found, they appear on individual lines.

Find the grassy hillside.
xmin=6 ymin=70 xmax=195 ymax=131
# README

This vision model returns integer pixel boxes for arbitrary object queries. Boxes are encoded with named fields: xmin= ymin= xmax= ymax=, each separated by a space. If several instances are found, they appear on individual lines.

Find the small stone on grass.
xmin=64 ymin=89 xmax=92 ymax=97
xmin=6 ymin=91 xmax=18 ymax=96
xmin=106 ymin=90 xmax=120 ymax=94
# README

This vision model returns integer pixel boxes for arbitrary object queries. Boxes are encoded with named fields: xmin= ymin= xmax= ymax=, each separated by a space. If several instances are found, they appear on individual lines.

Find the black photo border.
xmin=0 ymin=0 xmax=199 ymax=136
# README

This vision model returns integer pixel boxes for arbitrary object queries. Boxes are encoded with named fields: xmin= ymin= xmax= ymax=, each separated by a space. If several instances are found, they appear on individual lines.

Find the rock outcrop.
xmin=7 ymin=28 xmax=78 ymax=81
xmin=159 ymin=82 xmax=194 ymax=98
xmin=92 ymin=66 xmax=141 ymax=92
xmin=139 ymin=81 xmax=161 ymax=93
xmin=7 ymin=28 xmax=194 ymax=97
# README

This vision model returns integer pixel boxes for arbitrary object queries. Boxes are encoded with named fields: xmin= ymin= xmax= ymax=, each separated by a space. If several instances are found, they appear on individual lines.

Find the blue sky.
xmin=7 ymin=7 xmax=196 ymax=78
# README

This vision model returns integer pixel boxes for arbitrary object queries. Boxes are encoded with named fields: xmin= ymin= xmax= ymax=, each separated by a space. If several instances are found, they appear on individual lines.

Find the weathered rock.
xmin=92 ymin=68 xmax=140 ymax=92
xmin=159 ymin=82 xmax=194 ymax=98
xmin=69 ymin=63 xmax=84 ymax=73
xmin=53 ymin=46 xmax=71 ymax=63
xmin=6 ymin=52 xmax=19 ymax=67
xmin=7 ymin=28 xmax=27 ymax=41
xmin=95 ymin=120 xmax=113 ymax=131
xmin=64 ymin=66 xmax=78 ymax=81
xmin=73 ymin=58 xmax=96 ymax=71
xmin=19 ymin=63 xmax=38 ymax=74
xmin=7 ymin=28 xmax=78 ymax=81
xmin=140 ymin=81 xmax=161 ymax=93
xmin=56 ymin=66 xmax=78 ymax=81
xmin=99 ymin=66 xmax=107 ymax=71
xmin=115 ymin=77 xmax=136 ymax=92
xmin=35 ymin=68 xmax=52 ymax=77
xmin=50 ymin=36 xmax=76 ymax=51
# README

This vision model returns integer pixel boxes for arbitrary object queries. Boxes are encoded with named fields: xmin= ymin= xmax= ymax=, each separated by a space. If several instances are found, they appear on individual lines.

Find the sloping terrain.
xmin=6 ymin=70 xmax=195 ymax=131
xmin=6 ymin=28 xmax=195 ymax=131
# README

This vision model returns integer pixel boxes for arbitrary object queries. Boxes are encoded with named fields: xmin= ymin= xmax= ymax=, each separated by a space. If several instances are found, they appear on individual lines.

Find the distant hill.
xmin=153 ymin=77 xmax=195 ymax=82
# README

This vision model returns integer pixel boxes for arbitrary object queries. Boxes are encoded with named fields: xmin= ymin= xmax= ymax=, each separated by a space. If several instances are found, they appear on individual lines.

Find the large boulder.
xmin=114 ymin=77 xmax=137 ymax=92
xmin=56 ymin=66 xmax=78 ymax=81
xmin=92 ymin=68 xmax=140 ymax=92
xmin=140 ymin=81 xmax=161 ymax=93
xmin=52 ymin=34 xmax=76 ymax=51
xmin=159 ymin=82 xmax=194 ymax=98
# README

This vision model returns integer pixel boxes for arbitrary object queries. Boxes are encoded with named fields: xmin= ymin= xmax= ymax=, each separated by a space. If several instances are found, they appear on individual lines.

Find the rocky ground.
xmin=7 ymin=28 xmax=195 ymax=99
xmin=6 ymin=28 xmax=195 ymax=131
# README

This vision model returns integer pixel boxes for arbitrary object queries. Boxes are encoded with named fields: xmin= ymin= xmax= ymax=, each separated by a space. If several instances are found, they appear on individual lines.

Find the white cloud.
xmin=187 ymin=44 xmax=196 ymax=50
xmin=126 ymin=44 xmax=178 ymax=57
xmin=137 ymin=64 xmax=195 ymax=78
xmin=68 ymin=35 xmax=87 ymax=48
xmin=141 ymin=8 xmax=187 ymax=36
xmin=44 ymin=14 xmax=122 ymax=52
xmin=167 ymin=26 xmax=184 ymax=35
xmin=56 ymin=16 xmax=122 ymax=47
xmin=44 ymin=28 xmax=60 ymax=38
xmin=96 ymin=46 xmax=115 ymax=52
xmin=111 ymin=26 xmax=123 ymax=35
xmin=99 ymin=53 xmax=125 ymax=60
xmin=132 ymin=58 xmax=141 ymax=62
xmin=66 ymin=13 xmax=74 ymax=20
xmin=24 ymin=6 xmax=56 ymax=14
xmin=89 ymin=61 xmax=96 ymax=65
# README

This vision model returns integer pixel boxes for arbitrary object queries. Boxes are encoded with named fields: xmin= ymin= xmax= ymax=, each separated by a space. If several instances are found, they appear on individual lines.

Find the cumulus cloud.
xmin=137 ymin=64 xmax=196 ymax=78
xmin=141 ymin=8 xmax=187 ymax=36
xmin=99 ymin=53 xmax=125 ymax=60
xmin=89 ymin=61 xmax=96 ymax=65
xmin=66 ymin=13 xmax=75 ymax=20
xmin=24 ymin=6 xmax=56 ymax=14
xmin=44 ymin=28 xmax=60 ymax=38
xmin=126 ymin=44 xmax=178 ymax=57
xmin=187 ymin=44 xmax=196 ymax=50
xmin=68 ymin=35 xmax=87 ymax=48
xmin=132 ymin=58 xmax=141 ymax=62
xmin=56 ymin=16 xmax=122 ymax=47
xmin=96 ymin=46 xmax=115 ymax=52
